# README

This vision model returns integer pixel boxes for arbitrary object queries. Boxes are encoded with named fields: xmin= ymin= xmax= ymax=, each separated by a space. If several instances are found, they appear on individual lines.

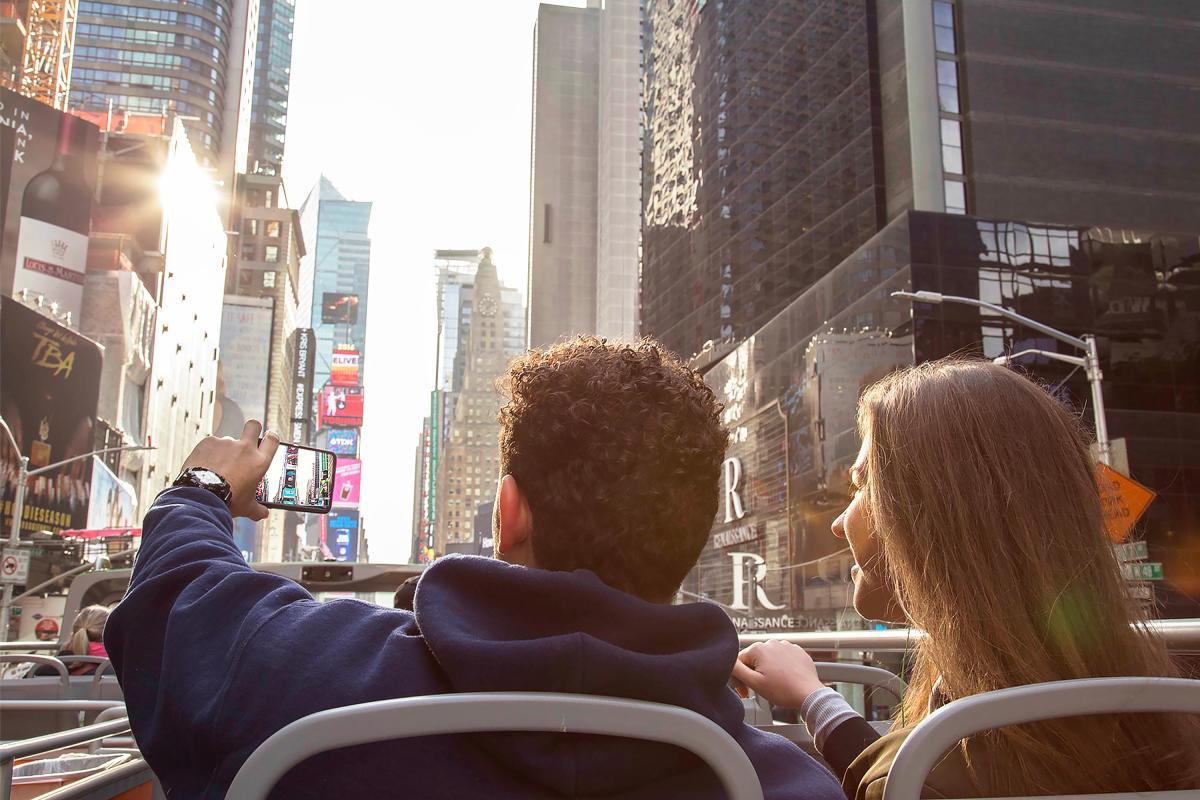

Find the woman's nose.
xmin=831 ymin=510 xmax=847 ymax=539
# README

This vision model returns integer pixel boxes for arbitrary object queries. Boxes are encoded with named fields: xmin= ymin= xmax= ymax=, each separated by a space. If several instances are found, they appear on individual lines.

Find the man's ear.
xmin=496 ymin=474 xmax=533 ymax=558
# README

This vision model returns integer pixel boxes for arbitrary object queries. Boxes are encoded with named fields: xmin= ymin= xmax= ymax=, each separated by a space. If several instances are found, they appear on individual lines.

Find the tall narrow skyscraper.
xmin=248 ymin=0 xmax=296 ymax=176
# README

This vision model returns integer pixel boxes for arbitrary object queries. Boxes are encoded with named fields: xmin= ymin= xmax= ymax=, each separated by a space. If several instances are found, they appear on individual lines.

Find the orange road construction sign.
xmin=1097 ymin=463 xmax=1156 ymax=543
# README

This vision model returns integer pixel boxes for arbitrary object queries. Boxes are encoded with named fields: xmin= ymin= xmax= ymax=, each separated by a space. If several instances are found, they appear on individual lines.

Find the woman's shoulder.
xmin=842 ymin=724 xmax=999 ymax=800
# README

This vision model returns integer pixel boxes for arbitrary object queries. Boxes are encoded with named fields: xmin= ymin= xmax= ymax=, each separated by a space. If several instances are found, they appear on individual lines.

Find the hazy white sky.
xmin=284 ymin=1 xmax=586 ymax=562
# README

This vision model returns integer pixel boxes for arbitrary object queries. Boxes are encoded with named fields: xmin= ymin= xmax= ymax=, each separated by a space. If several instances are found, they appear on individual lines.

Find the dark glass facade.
xmin=688 ymin=211 xmax=1200 ymax=632
xmin=247 ymin=0 xmax=294 ymax=176
xmin=641 ymin=0 xmax=884 ymax=360
xmin=70 ymin=0 xmax=234 ymax=164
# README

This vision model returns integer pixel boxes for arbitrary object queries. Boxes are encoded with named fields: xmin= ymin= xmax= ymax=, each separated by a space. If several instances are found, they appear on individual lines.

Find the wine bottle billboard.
xmin=1 ymin=89 xmax=100 ymax=323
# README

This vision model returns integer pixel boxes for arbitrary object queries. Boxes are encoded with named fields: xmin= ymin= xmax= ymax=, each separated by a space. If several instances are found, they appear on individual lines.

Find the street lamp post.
xmin=0 ymin=417 xmax=153 ymax=642
xmin=891 ymin=290 xmax=1112 ymax=467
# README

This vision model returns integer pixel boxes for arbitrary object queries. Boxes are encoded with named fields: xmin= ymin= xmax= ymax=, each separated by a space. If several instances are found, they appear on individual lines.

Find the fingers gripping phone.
xmin=256 ymin=441 xmax=337 ymax=513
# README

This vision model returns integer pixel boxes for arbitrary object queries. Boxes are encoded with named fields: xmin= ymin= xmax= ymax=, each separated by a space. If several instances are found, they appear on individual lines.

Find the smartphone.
xmin=256 ymin=442 xmax=337 ymax=513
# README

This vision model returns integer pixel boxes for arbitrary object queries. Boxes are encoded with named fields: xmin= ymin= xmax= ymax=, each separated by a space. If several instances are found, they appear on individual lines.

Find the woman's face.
xmin=832 ymin=432 xmax=905 ymax=624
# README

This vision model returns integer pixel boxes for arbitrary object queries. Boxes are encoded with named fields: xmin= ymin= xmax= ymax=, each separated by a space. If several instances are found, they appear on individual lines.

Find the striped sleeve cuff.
xmin=799 ymin=686 xmax=864 ymax=751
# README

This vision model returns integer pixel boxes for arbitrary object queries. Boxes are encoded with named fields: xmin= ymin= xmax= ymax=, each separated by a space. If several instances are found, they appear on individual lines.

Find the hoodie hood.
xmin=416 ymin=554 xmax=748 ymax=796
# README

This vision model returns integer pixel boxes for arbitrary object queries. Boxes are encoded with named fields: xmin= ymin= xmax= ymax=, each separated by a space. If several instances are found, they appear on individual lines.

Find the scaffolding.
xmin=0 ymin=0 xmax=77 ymax=109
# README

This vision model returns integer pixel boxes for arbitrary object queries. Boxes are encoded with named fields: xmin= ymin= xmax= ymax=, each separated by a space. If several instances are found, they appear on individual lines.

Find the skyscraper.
xmin=434 ymin=249 xmax=513 ymax=554
xmin=526 ymin=1 xmax=641 ymax=348
xmin=69 ymin=0 xmax=260 ymax=186
xmin=640 ymin=0 xmax=1200 ymax=360
xmin=247 ymin=0 xmax=296 ymax=176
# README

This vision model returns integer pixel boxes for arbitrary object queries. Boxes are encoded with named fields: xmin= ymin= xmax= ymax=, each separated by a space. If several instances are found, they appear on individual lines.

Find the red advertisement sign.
xmin=319 ymin=384 xmax=364 ymax=428
xmin=330 ymin=345 xmax=360 ymax=386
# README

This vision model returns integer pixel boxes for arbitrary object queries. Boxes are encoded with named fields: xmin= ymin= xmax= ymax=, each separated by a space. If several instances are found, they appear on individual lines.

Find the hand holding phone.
xmin=256 ymin=442 xmax=337 ymax=514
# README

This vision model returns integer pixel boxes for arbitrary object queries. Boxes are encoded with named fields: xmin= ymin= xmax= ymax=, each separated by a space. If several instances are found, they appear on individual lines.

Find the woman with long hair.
xmin=735 ymin=359 xmax=1200 ymax=798
xmin=61 ymin=605 xmax=111 ymax=675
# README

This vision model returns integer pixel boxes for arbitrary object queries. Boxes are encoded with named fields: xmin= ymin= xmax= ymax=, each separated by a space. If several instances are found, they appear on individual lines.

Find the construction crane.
xmin=0 ymin=0 xmax=78 ymax=109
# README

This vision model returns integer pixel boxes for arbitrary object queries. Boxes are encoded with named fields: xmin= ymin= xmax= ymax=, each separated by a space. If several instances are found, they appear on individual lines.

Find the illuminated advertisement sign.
xmin=330 ymin=345 xmax=360 ymax=386
xmin=86 ymin=457 xmax=136 ymax=530
xmin=1 ymin=90 xmax=101 ymax=323
xmin=0 ymin=296 xmax=102 ymax=534
xmin=328 ymin=510 xmax=360 ymax=562
xmin=290 ymin=328 xmax=315 ymax=443
xmin=321 ymin=292 xmax=359 ymax=325
xmin=332 ymin=457 xmax=361 ymax=507
xmin=319 ymin=384 xmax=364 ymax=428
xmin=326 ymin=428 xmax=358 ymax=456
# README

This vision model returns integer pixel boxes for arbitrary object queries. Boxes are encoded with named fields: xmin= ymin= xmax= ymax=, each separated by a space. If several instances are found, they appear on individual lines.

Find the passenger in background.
xmin=34 ymin=605 xmax=110 ymax=676
xmin=104 ymin=337 xmax=845 ymax=800
xmin=735 ymin=359 xmax=1200 ymax=799
xmin=392 ymin=575 xmax=419 ymax=611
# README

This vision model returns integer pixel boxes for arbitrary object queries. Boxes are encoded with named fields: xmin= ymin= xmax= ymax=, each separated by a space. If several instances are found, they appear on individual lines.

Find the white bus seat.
xmin=0 ymin=655 xmax=76 ymax=739
xmin=882 ymin=677 xmax=1200 ymax=800
xmin=0 ymin=699 xmax=127 ymax=744
xmin=226 ymin=692 xmax=766 ymax=800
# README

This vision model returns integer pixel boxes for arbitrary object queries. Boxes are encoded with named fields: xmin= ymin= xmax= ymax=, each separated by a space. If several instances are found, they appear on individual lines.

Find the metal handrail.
xmin=34 ymin=757 xmax=154 ymax=800
xmin=737 ymin=618 xmax=1200 ymax=652
xmin=882 ymin=677 xmax=1200 ymax=800
xmin=0 ymin=641 xmax=59 ymax=652
xmin=0 ymin=717 xmax=132 ymax=797
xmin=226 ymin=692 xmax=765 ymax=800
xmin=0 ymin=654 xmax=69 ymax=683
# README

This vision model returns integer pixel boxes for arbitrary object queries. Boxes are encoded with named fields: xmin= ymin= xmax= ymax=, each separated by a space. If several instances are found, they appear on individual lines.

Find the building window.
xmin=944 ymin=179 xmax=967 ymax=214
xmin=264 ymin=245 xmax=280 ymax=263
xmin=263 ymin=271 xmax=276 ymax=288
xmin=242 ymin=243 xmax=257 ymax=260
xmin=936 ymin=59 xmax=959 ymax=114
xmin=265 ymin=220 xmax=281 ymax=238
xmin=933 ymin=1 xmax=955 ymax=53
xmin=941 ymin=119 xmax=963 ymax=174
xmin=543 ymin=204 xmax=552 ymax=244
xmin=244 ymin=219 xmax=258 ymax=236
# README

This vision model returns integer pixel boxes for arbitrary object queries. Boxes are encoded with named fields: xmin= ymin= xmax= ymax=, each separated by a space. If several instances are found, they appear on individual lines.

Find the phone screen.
xmin=256 ymin=443 xmax=337 ymax=513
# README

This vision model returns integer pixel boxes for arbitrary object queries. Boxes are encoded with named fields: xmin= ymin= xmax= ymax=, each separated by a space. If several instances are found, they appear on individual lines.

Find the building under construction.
xmin=0 ymin=0 xmax=77 ymax=110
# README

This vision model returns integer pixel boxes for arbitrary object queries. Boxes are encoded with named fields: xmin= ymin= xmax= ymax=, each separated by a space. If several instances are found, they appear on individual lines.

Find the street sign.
xmin=1120 ymin=562 xmax=1164 ymax=582
xmin=1113 ymin=541 xmax=1148 ymax=562
xmin=1097 ymin=463 xmax=1155 ymax=543
xmin=0 ymin=548 xmax=31 ymax=585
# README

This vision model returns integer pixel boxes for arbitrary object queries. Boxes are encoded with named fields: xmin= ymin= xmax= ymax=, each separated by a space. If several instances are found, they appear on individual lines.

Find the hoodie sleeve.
xmin=103 ymin=488 xmax=437 ymax=794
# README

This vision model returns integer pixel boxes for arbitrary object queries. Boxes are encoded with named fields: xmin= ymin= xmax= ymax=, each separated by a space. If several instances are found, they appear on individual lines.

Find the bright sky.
xmin=284 ymin=1 xmax=587 ymax=563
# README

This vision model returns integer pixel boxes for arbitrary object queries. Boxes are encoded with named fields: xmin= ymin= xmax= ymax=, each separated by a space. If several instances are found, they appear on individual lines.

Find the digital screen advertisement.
xmin=332 ymin=457 xmax=361 ymax=507
xmin=326 ymin=428 xmax=358 ymax=456
xmin=321 ymin=292 xmax=359 ymax=325
xmin=319 ymin=384 xmax=364 ymax=428
xmin=330 ymin=345 xmax=360 ymax=386
xmin=256 ymin=444 xmax=335 ymax=511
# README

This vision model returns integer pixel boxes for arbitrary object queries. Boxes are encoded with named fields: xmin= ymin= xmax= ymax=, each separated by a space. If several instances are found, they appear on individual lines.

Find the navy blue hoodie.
xmin=106 ymin=488 xmax=844 ymax=799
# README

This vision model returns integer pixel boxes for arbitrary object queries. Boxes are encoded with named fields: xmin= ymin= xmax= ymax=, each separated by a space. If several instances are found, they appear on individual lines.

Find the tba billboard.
xmin=1 ymin=89 xmax=101 ymax=323
xmin=1 ymin=296 xmax=102 ymax=534
xmin=321 ymin=292 xmax=359 ymax=325
xmin=319 ymin=384 xmax=364 ymax=428
xmin=332 ymin=457 xmax=361 ymax=507
xmin=330 ymin=345 xmax=360 ymax=386
xmin=217 ymin=296 xmax=274 ymax=436
xmin=326 ymin=428 xmax=358 ymax=456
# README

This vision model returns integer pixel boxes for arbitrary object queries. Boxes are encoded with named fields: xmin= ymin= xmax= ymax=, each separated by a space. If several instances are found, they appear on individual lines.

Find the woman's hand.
xmin=732 ymin=639 xmax=825 ymax=709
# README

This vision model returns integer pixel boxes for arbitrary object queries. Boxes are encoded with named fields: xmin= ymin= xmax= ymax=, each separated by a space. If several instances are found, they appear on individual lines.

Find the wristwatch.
xmin=173 ymin=467 xmax=233 ymax=505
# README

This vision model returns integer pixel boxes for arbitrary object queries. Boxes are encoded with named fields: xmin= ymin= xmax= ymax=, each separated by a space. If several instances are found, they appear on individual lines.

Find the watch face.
xmin=192 ymin=468 xmax=223 ymax=486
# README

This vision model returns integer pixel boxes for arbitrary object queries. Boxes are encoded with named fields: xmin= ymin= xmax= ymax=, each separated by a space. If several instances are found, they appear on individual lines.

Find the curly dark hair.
xmin=497 ymin=336 xmax=729 ymax=602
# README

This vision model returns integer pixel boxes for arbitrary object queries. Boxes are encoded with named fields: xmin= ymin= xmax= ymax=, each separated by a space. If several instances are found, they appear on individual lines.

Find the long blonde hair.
xmin=859 ymin=359 xmax=1200 ymax=794
xmin=68 ymin=605 xmax=109 ymax=657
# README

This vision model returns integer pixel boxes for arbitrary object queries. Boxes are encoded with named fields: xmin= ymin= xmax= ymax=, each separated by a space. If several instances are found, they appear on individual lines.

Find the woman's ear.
xmin=496 ymin=475 xmax=534 ymax=563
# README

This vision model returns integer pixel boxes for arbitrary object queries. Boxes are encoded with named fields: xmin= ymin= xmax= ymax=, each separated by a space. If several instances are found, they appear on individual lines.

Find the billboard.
xmin=1 ymin=296 xmax=103 ymax=534
xmin=319 ymin=384 xmax=364 ymax=428
xmin=86 ymin=457 xmax=137 ymax=530
xmin=217 ymin=296 xmax=274 ymax=436
xmin=328 ymin=509 xmax=360 ymax=562
xmin=330 ymin=345 xmax=360 ymax=386
xmin=289 ymin=328 xmax=315 ymax=444
xmin=332 ymin=457 xmax=361 ymax=507
xmin=321 ymin=292 xmax=359 ymax=325
xmin=1 ymin=89 xmax=101 ymax=323
xmin=326 ymin=428 xmax=358 ymax=456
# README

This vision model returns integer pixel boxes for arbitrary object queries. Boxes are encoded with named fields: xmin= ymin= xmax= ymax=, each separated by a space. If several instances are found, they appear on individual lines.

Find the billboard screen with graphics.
xmin=217 ymin=296 xmax=274 ymax=436
xmin=1 ymin=90 xmax=101 ymax=322
xmin=321 ymin=293 xmax=359 ymax=325
xmin=319 ymin=384 xmax=364 ymax=428
xmin=330 ymin=345 xmax=360 ymax=386
xmin=86 ymin=457 xmax=137 ymax=530
xmin=332 ymin=457 xmax=361 ymax=507
xmin=327 ymin=509 xmax=360 ymax=562
xmin=326 ymin=428 xmax=358 ymax=456
xmin=1 ymin=296 xmax=102 ymax=534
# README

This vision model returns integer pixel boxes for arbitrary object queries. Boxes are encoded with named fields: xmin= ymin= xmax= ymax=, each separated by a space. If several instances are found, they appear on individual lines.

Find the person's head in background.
xmin=393 ymin=576 xmax=419 ymax=611
xmin=493 ymin=336 xmax=728 ymax=603
xmin=839 ymin=358 xmax=1200 ymax=792
xmin=67 ymin=605 xmax=110 ymax=656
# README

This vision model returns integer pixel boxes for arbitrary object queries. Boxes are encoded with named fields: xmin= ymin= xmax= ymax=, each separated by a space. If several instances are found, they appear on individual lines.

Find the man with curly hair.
xmin=104 ymin=337 xmax=843 ymax=799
